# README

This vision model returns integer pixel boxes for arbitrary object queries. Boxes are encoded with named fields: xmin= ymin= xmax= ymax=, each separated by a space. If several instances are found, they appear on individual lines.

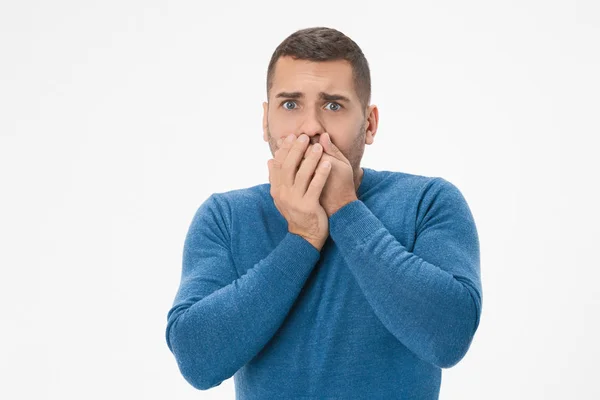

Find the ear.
xmin=364 ymin=104 xmax=379 ymax=145
xmin=262 ymin=101 xmax=269 ymax=142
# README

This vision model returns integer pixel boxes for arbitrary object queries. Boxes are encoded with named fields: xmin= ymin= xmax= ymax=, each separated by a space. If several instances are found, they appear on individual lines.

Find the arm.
xmin=328 ymin=177 xmax=482 ymax=368
xmin=165 ymin=194 xmax=321 ymax=390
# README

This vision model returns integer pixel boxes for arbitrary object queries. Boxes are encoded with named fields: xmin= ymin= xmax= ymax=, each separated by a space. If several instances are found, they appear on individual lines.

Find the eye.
xmin=282 ymin=100 xmax=297 ymax=110
xmin=325 ymin=102 xmax=342 ymax=112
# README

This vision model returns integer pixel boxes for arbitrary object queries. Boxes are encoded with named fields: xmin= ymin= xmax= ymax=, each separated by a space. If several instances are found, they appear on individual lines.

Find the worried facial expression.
xmin=262 ymin=56 xmax=378 ymax=172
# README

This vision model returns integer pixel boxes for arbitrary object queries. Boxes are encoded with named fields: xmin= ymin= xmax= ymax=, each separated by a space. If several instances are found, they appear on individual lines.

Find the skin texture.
xmin=267 ymin=134 xmax=332 ymax=250
xmin=263 ymin=56 xmax=379 ymax=250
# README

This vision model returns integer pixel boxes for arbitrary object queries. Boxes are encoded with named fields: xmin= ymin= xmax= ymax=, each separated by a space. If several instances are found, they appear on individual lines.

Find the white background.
xmin=1 ymin=1 xmax=598 ymax=399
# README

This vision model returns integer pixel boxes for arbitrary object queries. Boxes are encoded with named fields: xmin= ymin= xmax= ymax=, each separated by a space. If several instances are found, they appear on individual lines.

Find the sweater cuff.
xmin=271 ymin=232 xmax=322 ymax=286
xmin=329 ymin=200 xmax=385 ymax=247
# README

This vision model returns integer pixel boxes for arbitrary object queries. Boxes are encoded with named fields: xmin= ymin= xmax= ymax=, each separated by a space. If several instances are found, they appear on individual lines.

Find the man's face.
xmin=262 ymin=56 xmax=377 ymax=172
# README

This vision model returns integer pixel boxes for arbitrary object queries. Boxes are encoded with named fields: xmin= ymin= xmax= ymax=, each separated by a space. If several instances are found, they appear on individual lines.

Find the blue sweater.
xmin=165 ymin=167 xmax=482 ymax=399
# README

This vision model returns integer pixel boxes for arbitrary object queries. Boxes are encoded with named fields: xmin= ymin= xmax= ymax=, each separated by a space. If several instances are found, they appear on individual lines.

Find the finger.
xmin=281 ymin=134 xmax=309 ymax=186
xmin=267 ymin=158 xmax=280 ymax=188
xmin=302 ymin=143 xmax=313 ymax=160
xmin=274 ymin=134 xmax=296 ymax=164
xmin=304 ymin=157 xmax=332 ymax=201
xmin=320 ymin=132 xmax=349 ymax=163
xmin=294 ymin=143 xmax=323 ymax=195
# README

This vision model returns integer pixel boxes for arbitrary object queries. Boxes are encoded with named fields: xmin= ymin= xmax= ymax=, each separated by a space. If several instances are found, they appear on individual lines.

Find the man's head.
xmin=262 ymin=27 xmax=378 ymax=173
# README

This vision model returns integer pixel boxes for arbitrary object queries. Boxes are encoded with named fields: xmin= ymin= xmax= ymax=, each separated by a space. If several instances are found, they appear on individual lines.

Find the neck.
xmin=354 ymin=167 xmax=364 ymax=193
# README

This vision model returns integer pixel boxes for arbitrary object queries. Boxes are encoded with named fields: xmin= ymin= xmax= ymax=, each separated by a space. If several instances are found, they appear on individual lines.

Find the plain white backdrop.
xmin=1 ymin=1 xmax=598 ymax=399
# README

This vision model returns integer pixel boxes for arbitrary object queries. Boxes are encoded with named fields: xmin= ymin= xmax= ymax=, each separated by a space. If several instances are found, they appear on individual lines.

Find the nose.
xmin=298 ymin=107 xmax=324 ymax=144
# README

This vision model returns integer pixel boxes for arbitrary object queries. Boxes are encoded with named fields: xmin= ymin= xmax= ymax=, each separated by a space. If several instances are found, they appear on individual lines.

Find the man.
xmin=166 ymin=27 xmax=482 ymax=399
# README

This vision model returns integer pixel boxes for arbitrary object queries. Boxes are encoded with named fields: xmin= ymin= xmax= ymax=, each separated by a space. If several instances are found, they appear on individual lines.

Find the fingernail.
xmin=312 ymin=143 xmax=321 ymax=152
xmin=277 ymin=138 xmax=283 ymax=146
xmin=298 ymin=135 xmax=307 ymax=142
xmin=285 ymin=134 xmax=295 ymax=143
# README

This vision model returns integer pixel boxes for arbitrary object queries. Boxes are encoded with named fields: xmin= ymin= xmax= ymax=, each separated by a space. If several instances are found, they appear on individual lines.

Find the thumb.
xmin=321 ymin=133 xmax=345 ymax=161
xmin=321 ymin=132 xmax=337 ymax=154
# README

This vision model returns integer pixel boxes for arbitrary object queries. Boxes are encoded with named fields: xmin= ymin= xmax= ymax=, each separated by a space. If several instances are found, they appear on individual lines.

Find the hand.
xmin=317 ymin=132 xmax=358 ymax=217
xmin=267 ymin=134 xmax=333 ymax=251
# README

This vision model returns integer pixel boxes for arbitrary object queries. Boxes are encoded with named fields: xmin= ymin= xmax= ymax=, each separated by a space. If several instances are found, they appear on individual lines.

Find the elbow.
xmin=429 ymin=307 xmax=480 ymax=368
xmin=166 ymin=314 xmax=228 ymax=391
xmin=433 ymin=282 xmax=482 ymax=368
xmin=429 ymin=301 xmax=481 ymax=368
xmin=429 ymin=331 xmax=475 ymax=369
xmin=179 ymin=362 xmax=225 ymax=391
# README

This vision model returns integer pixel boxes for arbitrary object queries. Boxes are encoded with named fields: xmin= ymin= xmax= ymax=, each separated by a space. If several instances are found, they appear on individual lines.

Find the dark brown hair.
xmin=266 ymin=27 xmax=371 ymax=112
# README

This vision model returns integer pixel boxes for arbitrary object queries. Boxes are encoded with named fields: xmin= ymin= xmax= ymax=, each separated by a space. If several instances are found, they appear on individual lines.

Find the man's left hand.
xmin=317 ymin=132 xmax=358 ymax=217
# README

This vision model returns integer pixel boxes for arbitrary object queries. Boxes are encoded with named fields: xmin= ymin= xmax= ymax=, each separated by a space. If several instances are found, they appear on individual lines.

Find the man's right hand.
xmin=267 ymin=133 xmax=332 ymax=251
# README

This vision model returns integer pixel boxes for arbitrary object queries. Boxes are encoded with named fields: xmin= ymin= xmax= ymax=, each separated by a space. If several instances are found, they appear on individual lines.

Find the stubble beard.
xmin=265 ymin=121 xmax=367 ymax=174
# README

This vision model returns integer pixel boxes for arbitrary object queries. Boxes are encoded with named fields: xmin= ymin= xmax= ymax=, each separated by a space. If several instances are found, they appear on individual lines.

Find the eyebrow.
xmin=275 ymin=91 xmax=351 ymax=103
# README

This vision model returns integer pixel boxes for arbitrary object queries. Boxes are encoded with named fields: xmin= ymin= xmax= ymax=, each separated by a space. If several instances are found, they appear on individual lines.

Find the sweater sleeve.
xmin=165 ymin=194 xmax=321 ymax=390
xmin=328 ymin=177 xmax=482 ymax=369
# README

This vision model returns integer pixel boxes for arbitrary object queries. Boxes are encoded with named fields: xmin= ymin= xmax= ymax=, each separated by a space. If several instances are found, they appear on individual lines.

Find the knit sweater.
xmin=165 ymin=167 xmax=483 ymax=399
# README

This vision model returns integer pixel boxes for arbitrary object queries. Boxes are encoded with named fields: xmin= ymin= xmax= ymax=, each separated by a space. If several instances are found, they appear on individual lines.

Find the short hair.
xmin=266 ymin=27 xmax=371 ymax=112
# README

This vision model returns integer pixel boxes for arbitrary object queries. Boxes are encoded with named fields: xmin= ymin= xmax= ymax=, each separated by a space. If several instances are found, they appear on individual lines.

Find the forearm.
xmin=166 ymin=232 xmax=320 ymax=389
xmin=329 ymin=199 xmax=482 ymax=368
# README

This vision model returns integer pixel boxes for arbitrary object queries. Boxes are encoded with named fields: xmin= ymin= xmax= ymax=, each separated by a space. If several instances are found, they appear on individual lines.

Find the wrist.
xmin=306 ymin=237 xmax=325 ymax=251
xmin=288 ymin=230 xmax=326 ymax=251
xmin=326 ymin=196 xmax=358 ymax=217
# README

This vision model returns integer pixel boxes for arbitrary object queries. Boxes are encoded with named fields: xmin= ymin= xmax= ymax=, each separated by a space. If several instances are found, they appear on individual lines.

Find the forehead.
xmin=271 ymin=56 xmax=356 ymax=98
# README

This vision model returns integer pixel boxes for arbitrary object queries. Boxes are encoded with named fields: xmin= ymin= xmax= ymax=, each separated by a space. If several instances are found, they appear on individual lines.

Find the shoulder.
xmin=187 ymin=184 xmax=271 ymax=240
xmin=374 ymin=168 xmax=464 ymax=199
xmin=364 ymin=167 xmax=443 ymax=199
xmin=416 ymin=176 xmax=471 ymax=212
xmin=407 ymin=174 xmax=476 ymax=233
xmin=364 ymin=167 xmax=471 ymax=220
xmin=203 ymin=183 xmax=272 ymax=220
xmin=211 ymin=182 xmax=270 ymax=207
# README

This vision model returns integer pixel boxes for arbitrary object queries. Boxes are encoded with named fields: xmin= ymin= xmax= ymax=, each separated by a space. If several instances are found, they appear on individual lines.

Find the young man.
xmin=166 ymin=27 xmax=483 ymax=399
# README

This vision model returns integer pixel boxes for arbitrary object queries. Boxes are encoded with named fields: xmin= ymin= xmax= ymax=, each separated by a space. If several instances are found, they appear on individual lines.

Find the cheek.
xmin=270 ymin=111 xmax=295 ymax=127
xmin=329 ymin=135 xmax=351 ymax=152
